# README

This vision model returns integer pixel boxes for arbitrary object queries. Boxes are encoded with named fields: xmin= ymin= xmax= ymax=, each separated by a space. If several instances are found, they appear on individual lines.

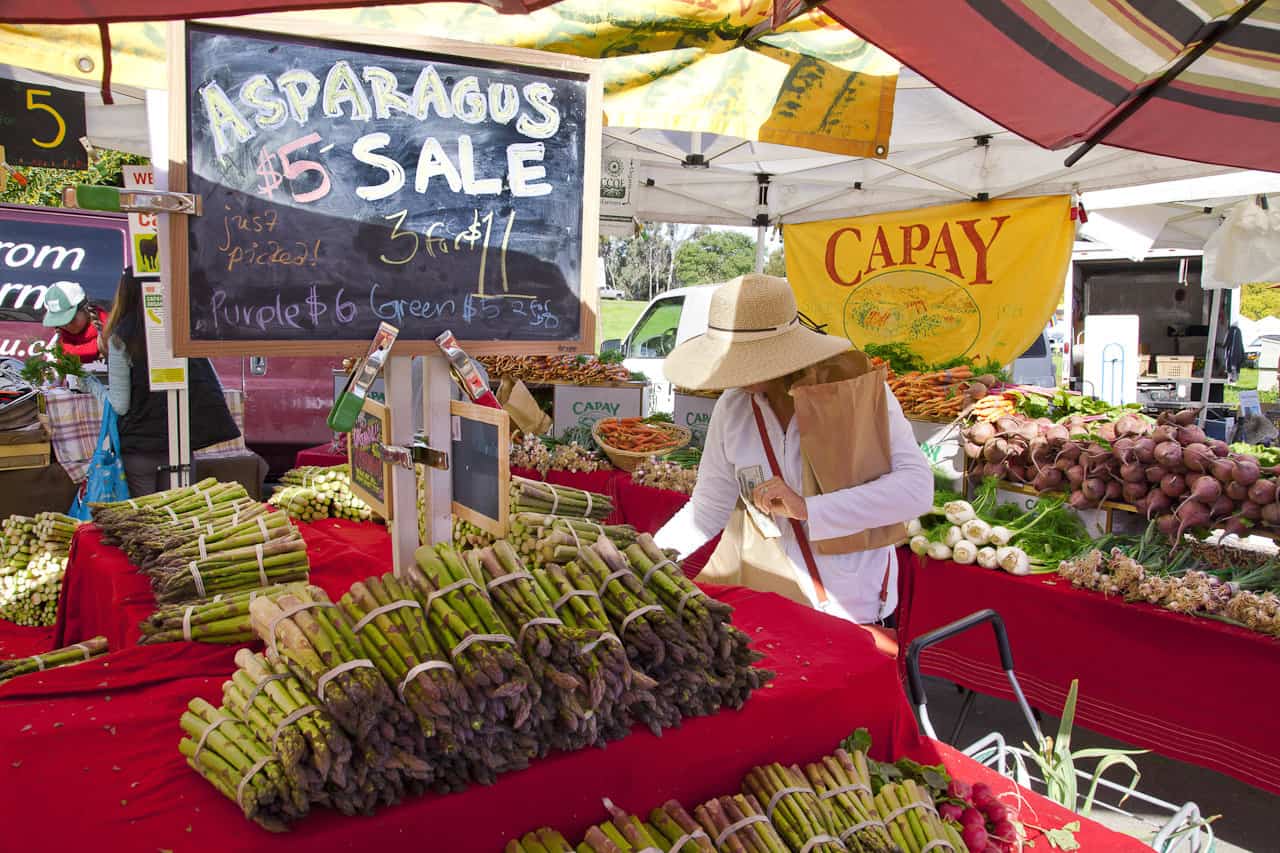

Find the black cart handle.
xmin=904 ymin=609 xmax=1014 ymax=706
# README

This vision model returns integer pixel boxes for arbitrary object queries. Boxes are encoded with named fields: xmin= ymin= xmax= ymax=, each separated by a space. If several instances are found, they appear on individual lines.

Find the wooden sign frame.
xmin=347 ymin=397 xmax=393 ymax=519
xmin=167 ymin=15 xmax=602 ymax=358
xmin=450 ymin=399 xmax=509 ymax=537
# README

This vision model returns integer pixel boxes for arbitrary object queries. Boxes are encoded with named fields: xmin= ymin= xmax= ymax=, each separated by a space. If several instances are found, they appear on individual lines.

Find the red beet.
xmin=1226 ymin=481 xmax=1250 ymax=502
xmin=1211 ymin=458 xmax=1236 ymax=483
xmin=1105 ymin=480 xmax=1124 ymax=501
xmin=1133 ymin=437 xmax=1157 ymax=463
xmin=1210 ymin=494 xmax=1236 ymax=519
xmin=1160 ymin=474 xmax=1186 ymax=498
xmin=1209 ymin=440 xmax=1229 ymax=458
xmin=1122 ymin=482 xmax=1149 ymax=504
xmin=1120 ymin=462 xmax=1145 ymax=483
xmin=1234 ymin=458 xmax=1261 ymax=486
xmin=1183 ymin=443 xmax=1214 ymax=473
xmin=1150 ymin=424 xmax=1177 ymax=444
xmin=1145 ymin=465 xmax=1167 ymax=484
xmin=1247 ymin=479 xmax=1277 ymax=505
xmin=967 ymin=421 xmax=996 ymax=446
xmin=1176 ymin=424 xmax=1207 ymax=446
xmin=1153 ymin=441 xmax=1183 ymax=469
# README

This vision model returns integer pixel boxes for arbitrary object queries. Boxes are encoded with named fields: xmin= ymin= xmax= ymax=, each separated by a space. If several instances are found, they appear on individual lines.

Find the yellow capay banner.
xmin=784 ymin=196 xmax=1075 ymax=366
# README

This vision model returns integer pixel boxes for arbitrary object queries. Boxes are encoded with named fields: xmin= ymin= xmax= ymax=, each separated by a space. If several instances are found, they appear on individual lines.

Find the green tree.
xmin=0 ymin=149 xmax=149 ymax=208
xmin=764 ymin=245 xmax=786 ymax=277
xmin=1240 ymin=282 xmax=1280 ymax=321
xmin=673 ymin=229 xmax=756 ymax=286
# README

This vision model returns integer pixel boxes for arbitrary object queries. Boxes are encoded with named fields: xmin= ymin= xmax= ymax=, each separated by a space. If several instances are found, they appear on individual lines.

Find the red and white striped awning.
xmin=824 ymin=0 xmax=1280 ymax=172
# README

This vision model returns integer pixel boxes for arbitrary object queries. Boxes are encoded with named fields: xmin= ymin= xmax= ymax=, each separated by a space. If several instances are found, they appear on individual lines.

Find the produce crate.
xmin=1155 ymin=356 xmax=1194 ymax=379
xmin=0 ymin=440 xmax=51 ymax=472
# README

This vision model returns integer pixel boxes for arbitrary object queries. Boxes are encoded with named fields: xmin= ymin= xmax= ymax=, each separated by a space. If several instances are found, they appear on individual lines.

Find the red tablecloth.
xmin=293 ymin=443 xmax=347 ymax=468
xmin=898 ymin=549 xmax=1280 ymax=796
xmin=53 ymin=520 xmax=386 ymax=651
xmin=0 ymin=620 xmax=56 ymax=660
xmin=2 ymin=585 xmax=926 ymax=853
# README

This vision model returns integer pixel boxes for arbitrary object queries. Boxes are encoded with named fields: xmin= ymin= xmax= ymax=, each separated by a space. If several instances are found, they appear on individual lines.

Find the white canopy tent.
xmin=601 ymin=68 xmax=1271 ymax=235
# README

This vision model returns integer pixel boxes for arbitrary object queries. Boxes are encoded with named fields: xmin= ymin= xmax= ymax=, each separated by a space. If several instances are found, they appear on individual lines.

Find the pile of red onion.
xmin=962 ymin=409 xmax=1271 ymax=539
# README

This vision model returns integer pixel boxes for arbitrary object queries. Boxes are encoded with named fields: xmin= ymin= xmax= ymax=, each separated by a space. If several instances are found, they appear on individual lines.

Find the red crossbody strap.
xmin=749 ymin=398 xmax=828 ymax=604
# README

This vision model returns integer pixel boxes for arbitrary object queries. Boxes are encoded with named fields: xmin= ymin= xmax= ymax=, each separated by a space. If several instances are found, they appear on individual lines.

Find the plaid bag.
xmin=68 ymin=406 xmax=129 ymax=520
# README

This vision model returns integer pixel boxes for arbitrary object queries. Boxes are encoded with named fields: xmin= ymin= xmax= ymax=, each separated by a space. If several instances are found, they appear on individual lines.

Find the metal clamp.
xmin=377 ymin=436 xmax=448 ymax=471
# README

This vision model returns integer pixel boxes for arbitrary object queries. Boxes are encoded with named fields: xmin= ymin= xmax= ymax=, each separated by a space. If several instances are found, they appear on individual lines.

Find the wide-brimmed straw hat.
xmin=663 ymin=274 xmax=849 ymax=391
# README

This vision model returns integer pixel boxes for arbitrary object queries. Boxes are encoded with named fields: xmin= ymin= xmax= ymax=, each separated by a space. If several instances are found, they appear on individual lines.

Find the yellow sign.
xmin=0 ymin=0 xmax=897 ymax=159
xmin=784 ymin=196 xmax=1075 ymax=365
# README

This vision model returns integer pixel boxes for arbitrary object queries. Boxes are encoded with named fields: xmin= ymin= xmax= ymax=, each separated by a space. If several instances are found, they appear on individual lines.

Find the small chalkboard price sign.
xmin=168 ymin=16 xmax=601 ymax=357
xmin=450 ymin=400 xmax=509 ymax=537
xmin=348 ymin=397 xmax=392 ymax=519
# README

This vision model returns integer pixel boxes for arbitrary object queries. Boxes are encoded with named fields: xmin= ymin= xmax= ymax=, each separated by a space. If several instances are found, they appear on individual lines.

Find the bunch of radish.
xmin=963 ymin=408 xmax=1273 ymax=540
xmin=937 ymin=779 xmax=1017 ymax=852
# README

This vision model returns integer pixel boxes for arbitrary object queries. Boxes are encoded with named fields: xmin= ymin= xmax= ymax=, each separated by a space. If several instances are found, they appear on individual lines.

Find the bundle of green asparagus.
xmin=277 ymin=465 xmax=375 ymax=522
xmin=269 ymin=486 xmax=330 ymax=523
xmin=509 ymin=799 xmax=715 ymax=853
xmin=453 ymin=515 xmax=495 ymax=550
xmin=220 ymin=650 xmax=355 ymax=813
xmin=92 ymin=479 xmax=251 ymax=554
xmin=0 ymin=635 xmax=107 ymax=682
xmin=1 ymin=514 xmax=35 ymax=571
xmin=507 ymin=513 xmax=640 ymax=567
xmin=511 ymin=477 xmax=613 ymax=520
xmin=803 ymin=751 xmax=897 ymax=852
xmin=0 ymin=549 xmax=66 ymax=626
xmin=179 ymin=696 xmax=309 ymax=831
xmin=407 ymin=545 xmax=541 ymax=782
xmin=625 ymin=534 xmax=774 ymax=710
xmin=743 ymin=763 xmax=845 ymax=853
xmin=140 ymin=508 xmax=309 ymax=603
xmin=873 ymin=781 xmax=963 ymax=853
xmin=696 ymin=793 xmax=790 ymax=853
xmin=468 ymin=541 xmax=605 ymax=754
xmin=505 ymin=828 xmax=576 ymax=853
xmin=336 ymin=572 xmax=475 ymax=792
xmin=139 ymin=583 xmax=308 ymax=644
xmin=248 ymin=585 xmax=430 ymax=812
xmin=533 ymin=561 xmax=664 ymax=742
xmin=33 ymin=511 xmax=81 ymax=552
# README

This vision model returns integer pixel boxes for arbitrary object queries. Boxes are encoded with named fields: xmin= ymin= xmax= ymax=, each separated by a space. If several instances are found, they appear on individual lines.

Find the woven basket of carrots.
xmin=592 ymin=417 xmax=691 ymax=472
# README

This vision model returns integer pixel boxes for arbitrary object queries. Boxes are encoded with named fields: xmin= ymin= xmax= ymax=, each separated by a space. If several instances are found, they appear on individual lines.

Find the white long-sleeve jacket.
xmin=654 ymin=386 xmax=935 ymax=623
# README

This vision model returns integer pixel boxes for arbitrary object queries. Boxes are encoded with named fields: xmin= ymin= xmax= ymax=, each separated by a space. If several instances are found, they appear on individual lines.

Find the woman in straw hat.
xmin=654 ymin=274 xmax=934 ymax=626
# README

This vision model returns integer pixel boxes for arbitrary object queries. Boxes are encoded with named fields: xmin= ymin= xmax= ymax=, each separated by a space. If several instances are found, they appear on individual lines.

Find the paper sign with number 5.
xmin=278 ymin=133 xmax=331 ymax=204
xmin=25 ymin=89 xmax=66 ymax=149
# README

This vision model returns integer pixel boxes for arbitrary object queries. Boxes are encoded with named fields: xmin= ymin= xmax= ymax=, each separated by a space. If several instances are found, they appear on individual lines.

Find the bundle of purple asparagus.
xmin=406 ymin=544 xmax=541 ymax=783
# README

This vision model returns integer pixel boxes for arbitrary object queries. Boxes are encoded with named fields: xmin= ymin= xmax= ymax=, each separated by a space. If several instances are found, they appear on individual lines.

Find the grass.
xmin=1225 ymin=367 xmax=1277 ymax=406
xmin=597 ymin=299 xmax=647 ymax=349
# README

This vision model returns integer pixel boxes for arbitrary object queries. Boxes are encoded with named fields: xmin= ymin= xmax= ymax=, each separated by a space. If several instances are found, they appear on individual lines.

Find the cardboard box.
xmin=674 ymin=392 xmax=718 ymax=448
xmin=552 ymin=383 xmax=648 ymax=441
xmin=1156 ymin=356 xmax=1195 ymax=379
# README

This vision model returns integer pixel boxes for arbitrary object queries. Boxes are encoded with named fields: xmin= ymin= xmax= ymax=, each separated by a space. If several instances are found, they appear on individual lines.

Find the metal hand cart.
xmin=904 ymin=609 xmax=1214 ymax=852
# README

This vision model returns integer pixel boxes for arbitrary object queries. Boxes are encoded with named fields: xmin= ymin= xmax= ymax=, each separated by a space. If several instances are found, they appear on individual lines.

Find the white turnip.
xmin=909 ymin=535 xmax=930 ymax=556
xmin=944 ymin=501 xmax=976 ymax=525
xmin=907 ymin=518 xmax=924 ymax=536
xmin=952 ymin=540 xmax=978 ymax=564
xmin=926 ymin=541 xmax=953 ymax=561
xmin=944 ymin=526 xmax=964 ymax=548
xmin=962 ymin=518 xmax=992 ymax=545
xmin=976 ymin=547 xmax=998 ymax=569
xmin=996 ymin=546 xmax=1031 ymax=575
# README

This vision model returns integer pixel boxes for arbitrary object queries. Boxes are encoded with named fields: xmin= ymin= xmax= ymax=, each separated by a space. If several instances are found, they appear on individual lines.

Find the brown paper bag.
xmin=789 ymin=351 xmax=907 ymax=555
xmin=693 ymin=504 xmax=811 ymax=607
xmin=497 ymin=378 xmax=552 ymax=436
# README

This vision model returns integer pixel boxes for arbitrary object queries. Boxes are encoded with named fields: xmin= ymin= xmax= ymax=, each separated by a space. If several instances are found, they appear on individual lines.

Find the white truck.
xmin=600 ymin=285 xmax=716 ymax=413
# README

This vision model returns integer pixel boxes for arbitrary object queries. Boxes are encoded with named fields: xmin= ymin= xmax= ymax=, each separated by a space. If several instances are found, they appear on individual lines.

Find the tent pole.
xmin=754 ymin=224 xmax=768 ymax=273
xmin=1199 ymin=287 xmax=1222 ymax=427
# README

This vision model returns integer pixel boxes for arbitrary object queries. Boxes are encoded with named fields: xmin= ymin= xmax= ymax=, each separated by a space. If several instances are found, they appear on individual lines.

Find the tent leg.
xmin=1199 ymin=287 xmax=1223 ymax=427
xmin=754 ymin=224 xmax=768 ymax=273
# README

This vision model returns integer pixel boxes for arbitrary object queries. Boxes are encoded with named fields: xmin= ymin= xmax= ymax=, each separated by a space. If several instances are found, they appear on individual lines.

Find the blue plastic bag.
xmin=69 ymin=406 xmax=130 ymax=520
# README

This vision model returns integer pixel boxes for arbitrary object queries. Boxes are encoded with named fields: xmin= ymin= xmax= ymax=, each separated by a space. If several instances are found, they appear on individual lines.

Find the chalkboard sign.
xmin=450 ymin=400 xmax=509 ymax=536
xmin=169 ymin=17 xmax=602 ymax=357
xmin=348 ymin=398 xmax=392 ymax=518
